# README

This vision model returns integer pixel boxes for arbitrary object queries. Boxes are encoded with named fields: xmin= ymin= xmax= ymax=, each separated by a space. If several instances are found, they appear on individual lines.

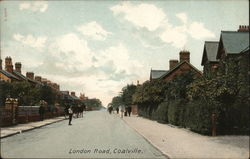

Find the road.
xmin=1 ymin=110 xmax=166 ymax=158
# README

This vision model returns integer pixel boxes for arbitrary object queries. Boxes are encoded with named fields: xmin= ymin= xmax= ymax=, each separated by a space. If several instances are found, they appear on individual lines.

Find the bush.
xmin=216 ymin=100 xmax=250 ymax=135
xmin=184 ymin=99 xmax=215 ymax=135
xmin=167 ymin=99 xmax=185 ymax=126
xmin=151 ymin=101 xmax=168 ymax=123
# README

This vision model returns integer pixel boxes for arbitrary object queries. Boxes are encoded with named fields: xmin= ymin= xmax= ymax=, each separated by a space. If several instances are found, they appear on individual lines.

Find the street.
xmin=1 ymin=110 xmax=166 ymax=158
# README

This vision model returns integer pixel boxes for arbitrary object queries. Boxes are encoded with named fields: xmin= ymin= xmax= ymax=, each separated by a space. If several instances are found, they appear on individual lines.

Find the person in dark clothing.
xmin=127 ymin=106 xmax=132 ymax=117
xmin=39 ymin=105 xmax=45 ymax=121
xmin=124 ymin=106 xmax=128 ymax=116
xmin=64 ymin=105 xmax=69 ymax=119
xmin=108 ymin=106 xmax=113 ymax=114
xmin=68 ymin=106 xmax=73 ymax=125
xmin=116 ymin=107 xmax=119 ymax=114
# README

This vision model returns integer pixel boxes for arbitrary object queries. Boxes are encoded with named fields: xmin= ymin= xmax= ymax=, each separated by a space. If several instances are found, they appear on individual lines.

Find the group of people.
xmin=108 ymin=105 xmax=132 ymax=118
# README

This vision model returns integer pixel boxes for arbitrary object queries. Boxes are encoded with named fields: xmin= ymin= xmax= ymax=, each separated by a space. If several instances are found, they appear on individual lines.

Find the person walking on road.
xmin=39 ymin=104 xmax=45 ymax=121
xmin=127 ymin=106 xmax=132 ymax=117
xmin=68 ymin=106 xmax=73 ymax=125
xmin=119 ymin=105 xmax=125 ymax=118
xmin=116 ymin=107 xmax=119 ymax=114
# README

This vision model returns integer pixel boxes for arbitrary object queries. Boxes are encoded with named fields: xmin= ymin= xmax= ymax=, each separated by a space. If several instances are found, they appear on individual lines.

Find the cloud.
xmin=176 ymin=12 xmax=188 ymax=24
xmin=76 ymin=21 xmax=111 ymax=41
xmin=160 ymin=24 xmax=188 ymax=48
xmin=13 ymin=33 xmax=47 ymax=48
xmin=19 ymin=1 xmax=48 ymax=12
xmin=111 ymin=2 xmax=166 ymax=31
xmin=32 ymin=33 xmax=143 ymax=106
xmin=95 ymin=43 xmax=143 ymax=77
xmin=49 ymin=33 xmax=93 ymax=71
xmin=111 ymin=2 xmax=215 ymax=49
xmin=188 ymin=22 xmax=216 ymax=39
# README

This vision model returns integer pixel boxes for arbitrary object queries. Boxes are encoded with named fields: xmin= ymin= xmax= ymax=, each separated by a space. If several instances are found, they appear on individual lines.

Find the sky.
xmin=0 ymin=0 xmax=249 ymax=106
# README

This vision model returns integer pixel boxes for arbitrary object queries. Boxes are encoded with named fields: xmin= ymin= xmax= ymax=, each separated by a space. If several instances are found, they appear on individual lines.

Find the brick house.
xmin=201 ymin=41 xmax=219 ymax=78
xmin=216 ymin=25 xmax=249 ymax=76
xmin=159 ymin=50 xmax=202 ymax=81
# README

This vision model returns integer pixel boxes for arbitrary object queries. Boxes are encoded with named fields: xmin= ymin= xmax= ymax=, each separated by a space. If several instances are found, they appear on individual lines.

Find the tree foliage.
xmin=84 ymin=98 xmax=102 ymax=108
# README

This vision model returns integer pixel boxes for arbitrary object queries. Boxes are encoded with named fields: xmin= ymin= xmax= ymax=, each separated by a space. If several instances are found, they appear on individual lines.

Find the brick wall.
xmin=163 ymin=62 xmax=202 ymax=81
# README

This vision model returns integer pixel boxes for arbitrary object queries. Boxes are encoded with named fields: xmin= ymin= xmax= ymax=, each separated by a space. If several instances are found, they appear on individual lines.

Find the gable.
xmin=160 ymin=61 xmax=202 ymax=81
xmin=203 ymin=41 xmax=219 ymax=64
xmin=219 ymin=31 xmax=249 ymax=56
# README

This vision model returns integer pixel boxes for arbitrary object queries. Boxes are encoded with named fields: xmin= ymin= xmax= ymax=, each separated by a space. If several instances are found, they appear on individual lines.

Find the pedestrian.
xmin=127 ymin=106 xmax=132 ymax=117
xmin=39 ymin=104 xmax=45 ymax=121
xmin=64 ymin=105 xmax=69 ymax=119
xmin=68 ymin=106 xmax=73 ymax=125
xmin=119 ymin=105 xmax=125 ymax=118
xmin=125 ymin=106 xmax=128 ymax=116
xmin=116 ymin=107 xmax=119 ymax=114
xmin=108 ymin=106 xmax=113 ymax=114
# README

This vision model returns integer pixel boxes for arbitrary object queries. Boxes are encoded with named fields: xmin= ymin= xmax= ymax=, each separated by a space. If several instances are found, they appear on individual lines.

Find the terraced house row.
xmin=0 ymin=56 xmax=88 ymax=104
xmin=0 ymin=56 xmax=59 ymax=91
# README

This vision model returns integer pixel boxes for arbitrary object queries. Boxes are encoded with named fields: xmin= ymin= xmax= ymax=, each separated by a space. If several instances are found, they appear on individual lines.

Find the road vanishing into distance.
xmin=1 ymin=110 xmax=166 ymax=158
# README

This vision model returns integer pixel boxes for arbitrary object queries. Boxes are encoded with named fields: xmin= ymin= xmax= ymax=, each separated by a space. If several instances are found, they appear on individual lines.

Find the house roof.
xmin=13 ymin=71 xmax=28 ymax=80
xmin=150 ymin=70 xmax=168 ymax=80
xmin=60 ymin=91 xmax=80 ymax=101
xmin=70 ymin=95 xmax=80 ymax=100
xmin=201 ymin=41 xmax=219 ymax=65
xmin=160 ymin=61 xmax=202 ymax=79
xmin=220 ymin=31 xmax=249 ymax=55
xmin=240 ymin=45 xmax=249 ymax=54
xmin=0 ymin=70 xmax=20 ymax=80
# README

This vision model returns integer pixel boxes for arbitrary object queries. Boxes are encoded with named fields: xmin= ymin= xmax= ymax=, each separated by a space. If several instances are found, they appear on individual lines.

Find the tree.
xmin=121 ymin=84 xmax=137 ymax=106
xmin=84 ymin=98 xmax=102 ymax=108
xmin=110 ymin=96 xmax=123 ymax=108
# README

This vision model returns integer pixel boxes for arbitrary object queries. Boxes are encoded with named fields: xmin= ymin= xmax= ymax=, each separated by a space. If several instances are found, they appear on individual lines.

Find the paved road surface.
xmin=1 ymin=110 xmax=166 ymax=158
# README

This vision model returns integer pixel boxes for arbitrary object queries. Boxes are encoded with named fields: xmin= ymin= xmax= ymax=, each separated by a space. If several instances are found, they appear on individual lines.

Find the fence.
xmin=0 ymin=99 xmax=64 ymax=127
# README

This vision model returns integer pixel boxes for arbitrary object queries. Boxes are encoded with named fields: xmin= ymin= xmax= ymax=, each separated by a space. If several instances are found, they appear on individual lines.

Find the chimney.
xmin=41 ymin=78 xmax=47 ymax=84
xmin=169 ymin=59 xmax=179 ymax=70
xmin=137 ymin=80 xmax=140 ymax=86
xmin=15 ymin=62 xmax=22 ymax=73
xmin=26 ymin=72 xmax=34 ymax=80
xmin=47 ymin=80 xmax=52 ymax=86
xmin=179 ymin=50 xmax=190 ymax=63
xmin=0 ymin=58 xmax=2 ymax=70
xmin=238 ymin=25 xmax=249 ymax=32
xmin=35 ymin=76 xmax=42 ymax=82
xmin=5 ymin=56 xmax=13 ymax=73
xmin=71 ymin=92 xmax=76 ymax=96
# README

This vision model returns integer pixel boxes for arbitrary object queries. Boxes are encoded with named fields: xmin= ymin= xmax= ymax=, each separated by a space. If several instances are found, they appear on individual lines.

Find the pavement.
xmin=123 ymin=114 xmax=250 ymax=159
xmin=0 ymin=116 xmax=66 ymax=139
xmin=1 ymin=110 xmax=166 ymax=158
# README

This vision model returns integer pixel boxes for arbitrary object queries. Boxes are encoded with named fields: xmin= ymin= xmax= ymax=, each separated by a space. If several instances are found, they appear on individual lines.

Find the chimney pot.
xmin=238 ymin=25 xmax=249 ymax=32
